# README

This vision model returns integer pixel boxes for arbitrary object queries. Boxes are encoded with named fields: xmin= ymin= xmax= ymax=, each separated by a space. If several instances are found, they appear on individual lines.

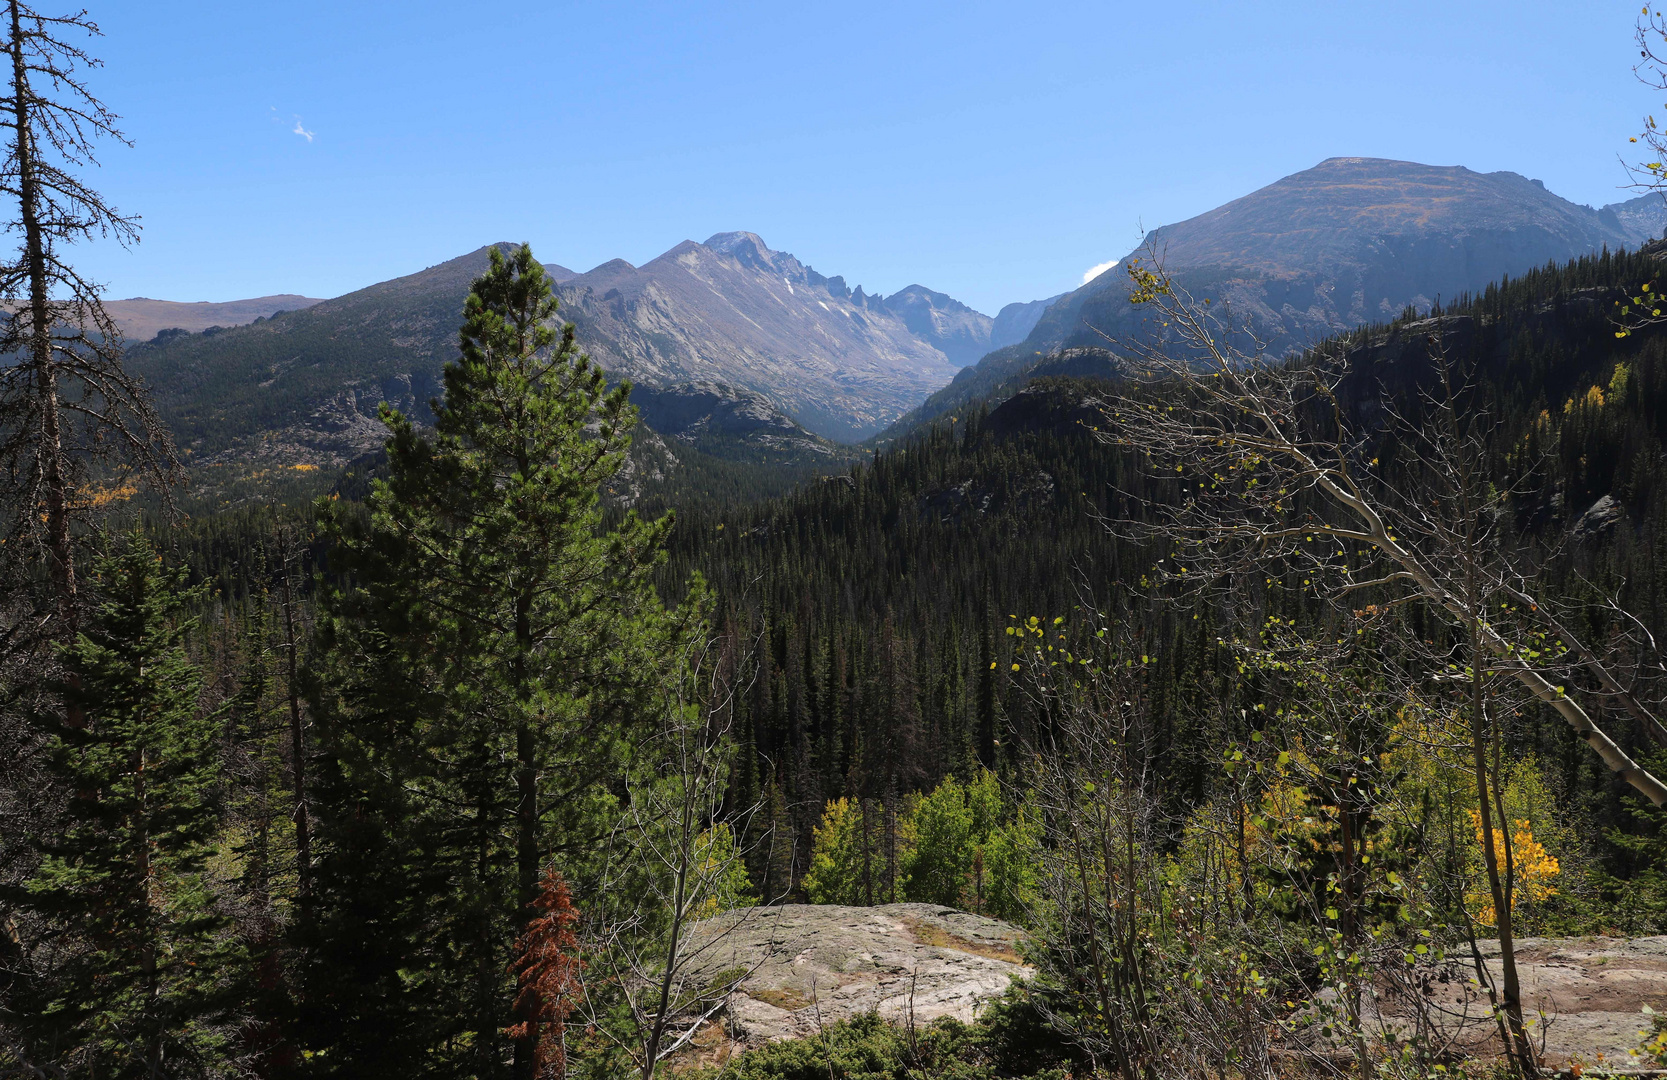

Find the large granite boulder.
xmin=680 ymin=903 xmax=1032 ymax=1046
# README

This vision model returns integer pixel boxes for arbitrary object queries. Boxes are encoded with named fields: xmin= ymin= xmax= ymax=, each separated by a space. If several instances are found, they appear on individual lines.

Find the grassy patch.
xmin=901 ymin=918 xmax=1023 ymax=964
xmin=747 ymin=987 xmax=811 ymax=1012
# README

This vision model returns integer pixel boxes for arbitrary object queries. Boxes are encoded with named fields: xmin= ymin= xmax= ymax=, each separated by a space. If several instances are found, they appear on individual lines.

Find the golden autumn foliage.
xmin=74 ymin=479 xmax=138 ymax=509
xmin=1467 ymin=810 xmax=1561 ymax=927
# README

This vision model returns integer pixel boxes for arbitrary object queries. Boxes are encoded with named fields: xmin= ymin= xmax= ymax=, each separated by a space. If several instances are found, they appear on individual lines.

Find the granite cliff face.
xmin=553 ymin=232 xmax=980 ymax=439
xmin=989 ymin=293 xmax=1065 ymax=351
xmin=1605 ymin=191 xmax=1667 ymax=245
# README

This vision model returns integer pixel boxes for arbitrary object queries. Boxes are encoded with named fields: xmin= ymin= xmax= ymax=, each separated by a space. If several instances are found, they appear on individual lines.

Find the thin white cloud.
xmin=1081 ymin=258 xmax=1119 ymax=285
xmin=292 ymin=118 xmax=314 ymax=143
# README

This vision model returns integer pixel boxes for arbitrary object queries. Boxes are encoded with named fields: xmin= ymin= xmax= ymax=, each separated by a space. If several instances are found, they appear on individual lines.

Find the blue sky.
xmin=74 ymin=1 xmax=1657 ymax=315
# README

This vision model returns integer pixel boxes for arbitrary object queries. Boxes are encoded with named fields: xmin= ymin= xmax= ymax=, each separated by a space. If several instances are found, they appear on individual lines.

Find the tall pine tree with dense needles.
xmin=3 ymin=537 xmax=233 ymax=1077
xmin=300 ymin=244 xmax=692 ymax=1080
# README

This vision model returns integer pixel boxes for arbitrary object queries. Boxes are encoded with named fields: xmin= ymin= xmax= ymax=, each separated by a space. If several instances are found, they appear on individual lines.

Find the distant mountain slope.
xmin=551 ymin=231 xmax=975 ymax=439
xmin=123 ymin=244 xmax=575 ymax=467
xmin=1606 ymin=191 xmax=1667 ymax=245
xmin=885 ymin=158 xmax=1655 ymax=440
xmin=989 ymin=293 xmax=1066 ymax=351
xmin=94 ymin=295 xmax=325 ymax=342
xmin=124 ymin=235 xmax=983 ymax=484
xmin=630 ymin=382 xmax=853 ymax=466
xmin=879 ymin=284 xmax=993 ymax=366
xmin=1032 ymin=158 xmax=1637 ymax=354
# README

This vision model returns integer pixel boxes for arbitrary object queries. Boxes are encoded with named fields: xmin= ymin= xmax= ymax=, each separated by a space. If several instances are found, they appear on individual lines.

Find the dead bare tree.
xmin=1019 ymin=621 xmax=1176 ymax=1080
xmin=0 ymin=10 xmax=176 ymax=1068
xmin=0 ymin=1 xmax=177 ymax=643
xmin=577 ymin=612 xmax=770 ymax=1080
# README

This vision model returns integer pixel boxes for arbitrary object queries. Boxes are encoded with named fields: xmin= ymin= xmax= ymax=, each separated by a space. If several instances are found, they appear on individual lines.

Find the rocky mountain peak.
xmin=704 ymin=230 xmax=774 ymax=258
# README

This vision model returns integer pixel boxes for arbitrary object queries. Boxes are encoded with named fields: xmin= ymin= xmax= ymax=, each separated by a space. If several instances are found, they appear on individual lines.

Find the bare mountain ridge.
xmin=125 ymin=236 xmax=989 ymax=474
xmin=552 ymin=230 xmax=989 ymax=438
xmin=101 ymin=295 xmax=326 ymax=342
xmin=885 ymin=157 xmax=1662 ymax=440
xmin=1032 ymin=158 xmax=1642 ymax=355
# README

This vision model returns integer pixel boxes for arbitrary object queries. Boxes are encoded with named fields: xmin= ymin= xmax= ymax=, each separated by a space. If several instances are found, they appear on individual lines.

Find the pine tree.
xmin=301 ymin=244 xmax=686 ymax=1079
xmin=8 ymin=536 xmax=234 ymax=1075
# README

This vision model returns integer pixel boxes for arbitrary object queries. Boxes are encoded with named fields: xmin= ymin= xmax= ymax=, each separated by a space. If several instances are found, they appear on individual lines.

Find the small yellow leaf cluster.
xmin=1466 ymin=810 xmax=1560 ymax=927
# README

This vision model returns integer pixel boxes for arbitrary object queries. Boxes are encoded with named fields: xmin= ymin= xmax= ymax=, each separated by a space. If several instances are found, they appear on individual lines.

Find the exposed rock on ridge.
xmin=630 ymin=381 xmax=843 ymax=463
xmin=553 ymin=232 xmax=981 ymax=439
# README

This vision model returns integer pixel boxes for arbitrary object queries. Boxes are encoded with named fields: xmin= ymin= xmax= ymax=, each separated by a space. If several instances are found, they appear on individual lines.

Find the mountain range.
xmin=885 ymin=158 xmax=1667 ymax=435
xmin=124 ymin=233 xmax=994 ymax=480
xmin=548 ymin=231 xmax=989 ymax=439
xmin=123 ymin=157 xmax=1667 ymax=483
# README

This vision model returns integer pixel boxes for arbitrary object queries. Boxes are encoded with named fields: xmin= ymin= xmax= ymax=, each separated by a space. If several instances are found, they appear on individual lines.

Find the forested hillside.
xmin=672 ymin=246 xmax=1667 ymax=903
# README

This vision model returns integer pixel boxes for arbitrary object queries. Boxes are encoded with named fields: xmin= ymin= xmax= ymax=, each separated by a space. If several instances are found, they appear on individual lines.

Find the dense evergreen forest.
xmin=9 ymin=227 xmax=1667 ymax=1077
xmin=652 ymin=247 xmax=1667 ymax=914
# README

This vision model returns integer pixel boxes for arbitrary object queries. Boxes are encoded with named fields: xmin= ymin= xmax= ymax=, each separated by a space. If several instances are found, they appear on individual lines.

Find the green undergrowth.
xmin=689 ymin=991 xmax=1070 ymax=1080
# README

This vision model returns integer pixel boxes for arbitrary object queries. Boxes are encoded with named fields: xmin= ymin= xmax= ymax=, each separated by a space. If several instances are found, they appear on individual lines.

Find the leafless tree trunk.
xmin=0 ymin=1 xmax=177 ymax=645
xmin=579 ymin=617 xmax=769 ymax=1080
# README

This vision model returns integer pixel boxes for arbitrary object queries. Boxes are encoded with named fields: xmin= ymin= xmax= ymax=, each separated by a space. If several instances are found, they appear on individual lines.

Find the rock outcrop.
xmin=680 ymin=903 xmax=1030 ymax=1047
xmin=1305 ymin=936 xmax=1667 ymax=1069
xmin=1573 ymin=493 xmax=1625 ymax=539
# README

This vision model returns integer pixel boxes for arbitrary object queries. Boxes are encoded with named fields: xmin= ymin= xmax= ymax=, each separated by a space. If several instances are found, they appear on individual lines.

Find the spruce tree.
xmin=7 ymin=536 xmax=232 ymax=1075
xmin=302 ymin=244 xmax=686 ymax=1079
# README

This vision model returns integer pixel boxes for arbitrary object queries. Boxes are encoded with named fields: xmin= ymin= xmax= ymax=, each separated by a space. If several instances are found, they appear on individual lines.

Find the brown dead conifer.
xmin=506 ymin=869 xmax=584 ymax=1080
